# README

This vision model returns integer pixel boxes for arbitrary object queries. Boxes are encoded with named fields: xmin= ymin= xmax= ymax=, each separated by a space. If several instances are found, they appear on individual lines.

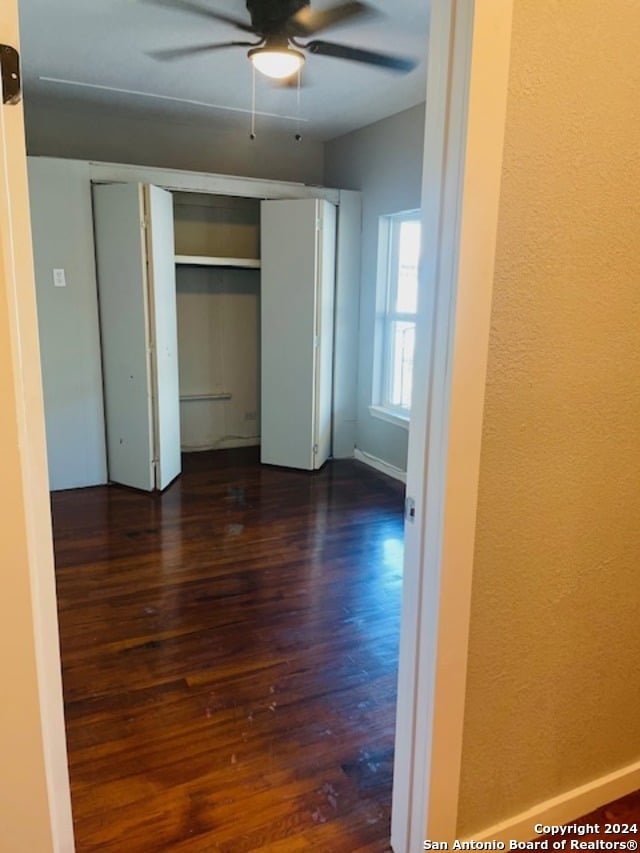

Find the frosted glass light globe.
xmin=249 ymin=47 xmax=304 ymax=80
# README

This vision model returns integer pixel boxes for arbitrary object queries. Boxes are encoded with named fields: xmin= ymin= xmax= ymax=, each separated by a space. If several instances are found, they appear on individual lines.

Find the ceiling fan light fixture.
xmin=249 ymin=45 xmax=305 ymax=79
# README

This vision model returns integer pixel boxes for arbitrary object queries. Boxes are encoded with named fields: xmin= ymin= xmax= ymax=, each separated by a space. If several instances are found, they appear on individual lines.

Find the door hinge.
xmin=313 ymin=443 xmax=319 ymax=455
xmin=0 ymin=45 xmax=21 ymax=105
xmin=405 ymin=496 xmax=416 ymax=523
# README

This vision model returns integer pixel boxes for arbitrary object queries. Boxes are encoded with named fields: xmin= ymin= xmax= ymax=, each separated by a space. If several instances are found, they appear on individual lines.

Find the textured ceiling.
xmin=18 ymin=0 xmax=430 ymax=140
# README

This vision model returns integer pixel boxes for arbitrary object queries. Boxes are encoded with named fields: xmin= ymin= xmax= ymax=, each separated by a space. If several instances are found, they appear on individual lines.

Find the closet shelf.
xmin=180 ymin=392 xmax=232 ymax=402
xmin=175 ymin=255 xmax=261 ymax=269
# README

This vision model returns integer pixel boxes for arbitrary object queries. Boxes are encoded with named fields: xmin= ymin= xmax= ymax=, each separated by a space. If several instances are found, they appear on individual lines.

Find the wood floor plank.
xmin=52 ymin=450 xmax=405 ymax=851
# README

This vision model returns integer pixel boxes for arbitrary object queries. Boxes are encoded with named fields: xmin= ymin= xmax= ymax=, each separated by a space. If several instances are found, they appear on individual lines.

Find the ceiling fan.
xmin=146 ymin=0 xmax=417 ymax=80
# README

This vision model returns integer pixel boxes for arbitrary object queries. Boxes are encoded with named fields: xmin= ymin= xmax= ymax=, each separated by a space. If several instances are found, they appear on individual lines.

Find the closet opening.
xmin=172 ymin=192 xmax=262 ymax=458
xmin=92 ymin=181 xmax=338 ymax=492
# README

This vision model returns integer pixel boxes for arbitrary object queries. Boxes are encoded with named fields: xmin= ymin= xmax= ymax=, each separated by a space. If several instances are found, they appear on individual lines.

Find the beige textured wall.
xmin=458 ymin=0 xmax=640 ymax=834
xmin=1 ymin=3 xmax=74 ymax=848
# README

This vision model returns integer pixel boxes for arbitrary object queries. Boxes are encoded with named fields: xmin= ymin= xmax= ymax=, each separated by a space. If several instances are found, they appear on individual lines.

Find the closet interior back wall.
xmin=173 ymin=193 xmax=262 ymax=452
xmin=173 ymin=191 xmax=260 ymax=260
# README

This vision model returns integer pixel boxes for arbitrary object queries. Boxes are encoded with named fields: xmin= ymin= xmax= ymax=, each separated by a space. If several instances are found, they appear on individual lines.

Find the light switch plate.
xmin=53 ymin=268 xmax=66 ymax=288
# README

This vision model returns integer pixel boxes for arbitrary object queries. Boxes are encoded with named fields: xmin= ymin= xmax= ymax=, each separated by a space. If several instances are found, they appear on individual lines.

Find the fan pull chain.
xmin=295 ymin=68 xmax=303 ymax=142
xmin=249 ymin=63 xmax=256 ymax=140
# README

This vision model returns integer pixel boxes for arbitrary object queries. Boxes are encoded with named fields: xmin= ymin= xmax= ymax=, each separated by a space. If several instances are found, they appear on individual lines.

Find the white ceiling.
xmin=18 ymin=0 xmax=430 ymax=140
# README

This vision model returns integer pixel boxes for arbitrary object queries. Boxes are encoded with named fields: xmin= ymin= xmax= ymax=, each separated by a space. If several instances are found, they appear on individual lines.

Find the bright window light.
xmin=375 ymin=211 xmax=422 ymax=416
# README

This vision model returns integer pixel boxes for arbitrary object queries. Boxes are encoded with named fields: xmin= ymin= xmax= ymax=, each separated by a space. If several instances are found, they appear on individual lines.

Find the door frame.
xmin=2 ymin=0 xmax=515 ymax=849
xmin=0 ymin=5 xmax=75 ymax=851
xmin=392 ymin=1 xmax=514 ymax=849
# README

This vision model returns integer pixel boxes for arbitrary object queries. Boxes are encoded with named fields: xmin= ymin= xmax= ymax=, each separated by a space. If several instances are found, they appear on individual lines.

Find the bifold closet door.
xmin=145 ymin=185 xmax=181 ymax=490
xmin=314 ymin=201 xmax=336 ymax=467
xmin=260 ymin=198 xmax=336 ymax=471
xmin=93 ymin=182 xmax=181 ymax=491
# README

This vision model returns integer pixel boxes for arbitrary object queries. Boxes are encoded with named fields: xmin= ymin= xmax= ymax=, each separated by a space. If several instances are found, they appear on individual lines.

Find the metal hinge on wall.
xmin=0 ymin=45 xmax=21 ymax=105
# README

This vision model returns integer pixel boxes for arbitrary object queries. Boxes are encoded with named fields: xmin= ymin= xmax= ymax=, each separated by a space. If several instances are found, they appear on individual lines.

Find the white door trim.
xmin=392 ymin=1 xmax=514 ymax=849
xmin=83 ymin=157 xmax=340 ymax=203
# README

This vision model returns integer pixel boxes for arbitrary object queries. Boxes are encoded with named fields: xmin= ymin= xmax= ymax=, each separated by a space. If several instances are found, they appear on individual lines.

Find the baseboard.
xmin=354 ymin=448 xmax=407 ymax=484
xmin=467 ymin=758 xmax=640 ymax=843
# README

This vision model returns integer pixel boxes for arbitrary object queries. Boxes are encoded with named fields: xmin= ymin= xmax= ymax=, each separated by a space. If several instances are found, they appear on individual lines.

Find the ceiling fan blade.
xmin=305 ymin=40 xmax=417 ymax=72
xmin=140 ymin=0 xmax=254 ymax=33
xmin=147 ymin=41 xmax=253 ymax=61
xmin=289 ymin=1 xmax=372 ymax=36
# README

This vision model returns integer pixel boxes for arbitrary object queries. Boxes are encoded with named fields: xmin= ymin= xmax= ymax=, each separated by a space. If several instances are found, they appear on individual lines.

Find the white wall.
xmin=25 ymin=95 xmax=325 ymax=186
xmin=324 ymin=103 xmax=425 ymax=473
xmin=28 ymin=158 xmax=107 ymax=490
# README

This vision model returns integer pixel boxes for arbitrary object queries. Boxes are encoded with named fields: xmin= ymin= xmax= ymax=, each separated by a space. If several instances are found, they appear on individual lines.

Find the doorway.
xmin=173 ymin=192 xmax=262 ymax=456
xmin=0 ymin=1 xmax=516 ymax=850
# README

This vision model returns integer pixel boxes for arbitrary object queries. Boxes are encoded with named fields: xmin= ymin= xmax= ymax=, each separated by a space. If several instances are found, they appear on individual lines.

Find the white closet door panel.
xmin=314 ymin=201 xmax=337 ymax=469
xmin=145 ymin=185 xmax=181 ymax=490
xmin=260 ymin=199 xmax=319 ymax=470
xmin=93 ymin=183 xmax=154 ymax=491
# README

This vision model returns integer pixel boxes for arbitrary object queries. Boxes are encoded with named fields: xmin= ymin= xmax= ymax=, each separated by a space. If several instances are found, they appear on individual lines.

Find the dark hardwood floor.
xmin=52 ymin=449 xmax=405 ymax=852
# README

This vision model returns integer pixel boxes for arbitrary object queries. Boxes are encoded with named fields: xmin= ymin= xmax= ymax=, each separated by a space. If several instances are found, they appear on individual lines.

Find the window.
xmin=372 ymin=211 xmax=422 ymax=425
